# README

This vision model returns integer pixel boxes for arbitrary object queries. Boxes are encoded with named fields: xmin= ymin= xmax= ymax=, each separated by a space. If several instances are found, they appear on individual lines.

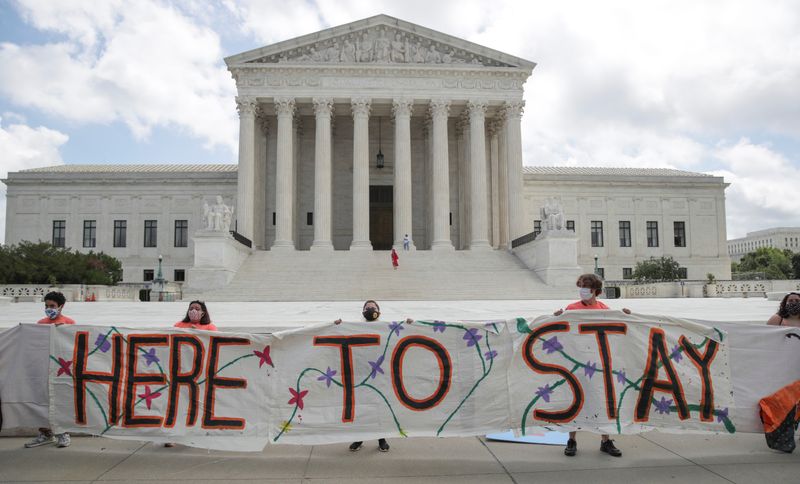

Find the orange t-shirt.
xmin=174 ymin=321 xmax=218 ymax=331
xmin=37 ymin=314 xmax=76 ymax=324
xmin=565 ymin=300 xmax=609 ymax=311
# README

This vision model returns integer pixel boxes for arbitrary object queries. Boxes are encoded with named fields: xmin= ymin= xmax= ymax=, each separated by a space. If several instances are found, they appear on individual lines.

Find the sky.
xmin=0 ymin=0 xmax=798 ymax=243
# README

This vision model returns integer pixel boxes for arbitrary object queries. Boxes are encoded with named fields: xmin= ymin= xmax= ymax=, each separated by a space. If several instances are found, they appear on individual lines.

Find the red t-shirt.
xmin=174 ymin=321 xmax=218 ymax=331
xmin=37 ymin=314 xmax=76 ymax=324
xmin=565 ymin=300 xmax=609 ymax=311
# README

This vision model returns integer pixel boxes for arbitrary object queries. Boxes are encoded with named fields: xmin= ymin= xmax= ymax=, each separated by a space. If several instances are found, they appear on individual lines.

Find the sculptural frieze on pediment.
xmin=246 ymin=27 xmax=515 ymax=68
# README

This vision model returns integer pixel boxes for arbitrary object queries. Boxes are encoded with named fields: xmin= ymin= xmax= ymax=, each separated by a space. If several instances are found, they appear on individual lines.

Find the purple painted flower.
xmin=536 ymin=384 xmax=553 ymax=403
xmin=388 ymin=321 xmax=404 ymax=337
xmin=654 ymin=396 xmax=673 ymax=415
xmin=485 ymin=350 xmax=498 ymax=360
xmin=616 ymin=371 xmax=627 ymax=385
xmin=94 ymin=333 xmax=111 ymax=353
xmin=716 ymin=407 xmax=729 ymax=423
xmin=542 ymin=336 xmax=563 ymax=354
xmin=432 ymin=321 xmax=446 ymax=333
xmin=584 ymin=361 xmax=597 ymax=379
xmin=670 ymin=345 xmax=683 ymax=363
xmin=317 ymin=366 xmax=337 ymax=388
xmin=142 ymin=348 xmax=160 ymax=367
xmin=368 ymin=355 xmax=385 ymax=379
xmin=463 ymin=328 xmax=483 ymax=347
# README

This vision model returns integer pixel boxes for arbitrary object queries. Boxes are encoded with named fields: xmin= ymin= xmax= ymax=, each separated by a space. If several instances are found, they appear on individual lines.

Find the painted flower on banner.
xmin=432 ymin=321 xmax=446 ymax=333
xmin=716 ymin=407 xmax=729 ymax=423
xmin=463 ymin=328 xmax=482 ymax=347
xmin=484 ymin=322 xmax=500 ymax=334
xmin=138 ymin=385 xmax=162 ymax=410
xmin=485 ymin=350 xmax=498 ymax=361
xmin=584 ymin=362 xmax=597 ymax=379
xmin=670 ymin=345 xmax=683 ymax=363
xmin=616 ymin=371 xmax=627 ymax=385
xmin=253 ymin=345 xmax=274 ymax=368
xmin=142 ymin=348 xmax=160 ymax=367
xmin=388 ymin=321 xmax=404 ymax=337
xmin=94 ymin=333 xmax=111 ymax=353
xmin=654 ymin=396 xmax=674 ymax=415
xmin=317 ymin=366 xmax=337 ymax=388
xmin=56 ymin=357 xmax=72 ymax=377
xmin=288 ymin=387 xmax=309 ymax=410
xmin=369 ymin=355 xmax=385 ymax=379
xmin=542 ymin=336 xmax=563 ymax=354
xmin=280 ymin=420 xmax=292 ymax=433
xmin=536 ymin=384 xmax=553 ymax=403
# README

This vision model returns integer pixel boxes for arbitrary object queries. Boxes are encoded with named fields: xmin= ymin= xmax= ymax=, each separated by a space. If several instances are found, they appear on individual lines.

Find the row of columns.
xmin=235 ymin=96 xmax=526 ymax=251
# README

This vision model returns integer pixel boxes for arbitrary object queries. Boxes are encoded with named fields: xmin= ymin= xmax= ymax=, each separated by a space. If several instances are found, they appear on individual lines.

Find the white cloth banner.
xmin=1 ymin=312 xmax=799 ymax=450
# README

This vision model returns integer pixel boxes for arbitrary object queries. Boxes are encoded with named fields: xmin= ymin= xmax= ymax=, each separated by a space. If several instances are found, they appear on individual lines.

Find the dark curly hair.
xmin=777 ymin=292 xmax=800 ymax=318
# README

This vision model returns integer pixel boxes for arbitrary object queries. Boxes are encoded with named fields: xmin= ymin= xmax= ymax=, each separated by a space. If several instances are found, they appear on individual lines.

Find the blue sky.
xmin=1 ymin=0 xmax=799 ymax=242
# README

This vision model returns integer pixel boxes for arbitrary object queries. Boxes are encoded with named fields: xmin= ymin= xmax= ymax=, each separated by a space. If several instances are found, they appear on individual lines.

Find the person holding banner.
xmin=165 ymin=301 xmax=218 ymax=448
xmin=174 ymin=300 xmax=218 ymax=331
xmin=334 ymin=300 xmax=393 ymax=452
xmin=767 ymin=292 xmax=800 ymax=327
xmin=25 ymin=291 xmax=74 ymax=448
xmin=554 ymin=274 xmax=629 ymax=458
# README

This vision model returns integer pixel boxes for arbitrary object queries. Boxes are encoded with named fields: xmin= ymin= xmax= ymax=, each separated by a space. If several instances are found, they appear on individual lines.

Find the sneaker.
xmin=564 ymin=438 xmax=577 ymax=456
xmin=24 ymin=432 xmax=55 ymax=448
xmin=56 ymin=433 xmax=71 ymax=448
xmin=378 ymin=438 xmax=390 ymax=452
xmin=600 ymin=439 xmax=621 ymax=457
xmin=349 ymin=441 xmax=363 ymax=452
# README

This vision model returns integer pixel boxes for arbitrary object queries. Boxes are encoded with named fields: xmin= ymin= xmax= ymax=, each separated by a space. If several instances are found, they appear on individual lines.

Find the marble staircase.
xmin=199 ymin=249 xmax=573 ymax=301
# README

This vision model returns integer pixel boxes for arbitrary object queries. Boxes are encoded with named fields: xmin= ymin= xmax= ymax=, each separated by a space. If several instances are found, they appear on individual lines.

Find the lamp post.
xmin=594 ymin=254 xmax=599 ymax=276
xmin=154 ymin=254 xmax=166 ymax=302
xmin=376 ymin=116 xmax=385 ymax=169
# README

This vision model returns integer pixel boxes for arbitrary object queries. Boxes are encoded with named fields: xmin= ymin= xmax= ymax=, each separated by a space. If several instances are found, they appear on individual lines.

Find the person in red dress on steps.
xmin=391 ymin=248 xmax=399 ymax=270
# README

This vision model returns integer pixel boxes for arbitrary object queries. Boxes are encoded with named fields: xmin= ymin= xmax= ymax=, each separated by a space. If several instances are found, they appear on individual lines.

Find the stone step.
xmin=194 ymin=249 xmax=573 ymax=302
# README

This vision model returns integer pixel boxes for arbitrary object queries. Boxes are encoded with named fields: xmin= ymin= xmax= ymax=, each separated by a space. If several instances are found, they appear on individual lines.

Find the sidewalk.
xmin=2 ymin=432 xmax=798 ymax=483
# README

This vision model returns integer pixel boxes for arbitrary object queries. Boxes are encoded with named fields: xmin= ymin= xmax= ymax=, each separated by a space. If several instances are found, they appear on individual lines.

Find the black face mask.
xmin=786 ymin=302 xmax=800 ymax=316
xmin=363 ymin=308 xmax=379 ymax=321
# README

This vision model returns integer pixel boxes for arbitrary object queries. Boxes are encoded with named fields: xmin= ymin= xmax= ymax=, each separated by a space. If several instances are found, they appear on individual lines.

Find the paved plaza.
xmin=2 ymin=297 xmax=797 ymax=483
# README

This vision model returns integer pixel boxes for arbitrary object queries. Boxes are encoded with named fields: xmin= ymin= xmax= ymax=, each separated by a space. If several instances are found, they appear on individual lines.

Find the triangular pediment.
xmin=225 ymin=14 xmax=535 ymax=70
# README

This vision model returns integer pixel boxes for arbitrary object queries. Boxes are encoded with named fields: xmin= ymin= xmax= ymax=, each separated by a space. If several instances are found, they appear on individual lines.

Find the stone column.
xmin=429 ymin=99 xmax=454 ymax=250
xmin=393 ymin=98 xmax=415 ymax=250
xmin=350 ymin=98 xmax=372 ymax=250
xmin=311 ymin=97 xmax=334 ymax=251
xmin=504 ymin=100 xmax=526 ymax=241
xmin=467 ymin=100 xmax=491 ymax=249
xmin=489 ymin=120 xmax=501 ymax=248
xmin=272 ymin=97 xmax=295 ymax=250
xmin=498 ymin=113 xmax=509 ymax=249
xmin=235 ymin=96 xmax=257 ymax=241
xmin=253 ymin=110 xmax=269 ymax=249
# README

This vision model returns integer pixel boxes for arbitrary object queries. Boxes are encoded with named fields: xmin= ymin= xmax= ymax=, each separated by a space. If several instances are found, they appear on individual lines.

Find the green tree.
xmin=0 ymin=241 xmax=122 ymax=285
xmin=792 ymin=252 xmax=800 ymax=279
xmin=735 ymin=247 xmax=792 ymax=280
xmin=632 ymin=256 xmax=683 ymax=282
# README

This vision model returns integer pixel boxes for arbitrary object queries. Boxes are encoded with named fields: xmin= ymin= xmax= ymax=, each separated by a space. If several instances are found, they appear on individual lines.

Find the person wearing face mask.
xmin=334 ymin=300 xmax=391 ymax=452
xmin=174 ymin=300 xmax=218 ymax=331
xmin=767 ymin=292 xmax=800 ymax=327
xmin=27 ymin=292 xmax=74 ymax=449
xmin=553 ymin=274 xmax=630 ymax=458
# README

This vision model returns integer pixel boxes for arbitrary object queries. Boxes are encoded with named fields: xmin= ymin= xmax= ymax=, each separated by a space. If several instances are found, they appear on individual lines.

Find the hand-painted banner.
xmin=5 ymin=311 xmax=798 ymax=450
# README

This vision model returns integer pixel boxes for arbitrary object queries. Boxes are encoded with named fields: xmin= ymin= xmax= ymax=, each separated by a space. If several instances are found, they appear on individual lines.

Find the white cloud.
xmin=0 ymin=116 xmax=68 ymax=242
xmin=0 ymin=0 xmax=238 ymax=152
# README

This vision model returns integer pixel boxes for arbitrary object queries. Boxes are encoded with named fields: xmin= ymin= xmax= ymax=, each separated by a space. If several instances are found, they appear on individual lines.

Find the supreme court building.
xmin=2 ymin=15 xmax=732 ymax=299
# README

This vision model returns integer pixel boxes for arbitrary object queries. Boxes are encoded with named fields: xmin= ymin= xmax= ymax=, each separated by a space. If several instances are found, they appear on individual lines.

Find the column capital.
xmin=428 ymin=99 xmax=451 ymax=118
xmin=392 ymin=98 xmax=414 ymax=118
xmin=467 ymin=100 xmax=488 ymax=120
xmin=274 ymin=97 xmax=296 ymax=117
xmin=312 ymin=97 xmax=334 ymax=117
xmin=351 ymin=97 xmax=371 ymax=117
xmin=502 ymin=100 xmax=525 ymax=119
xmin=236 ymin=96 xmax=257 ymax=117
xmin=488 ymin=118 xmax=503 ymax=136
xmin=255 ymin=105 xmax=270 ymax=135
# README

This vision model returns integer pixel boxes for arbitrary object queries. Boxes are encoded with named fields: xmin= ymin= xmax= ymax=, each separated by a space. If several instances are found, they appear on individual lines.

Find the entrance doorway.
xmin=369 ymin=185 xmax=393 ymax=250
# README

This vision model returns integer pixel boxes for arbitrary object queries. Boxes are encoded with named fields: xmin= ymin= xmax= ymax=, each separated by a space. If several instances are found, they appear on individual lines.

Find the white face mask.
xmin=579 ymin=287 xmax=594 ymax=301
